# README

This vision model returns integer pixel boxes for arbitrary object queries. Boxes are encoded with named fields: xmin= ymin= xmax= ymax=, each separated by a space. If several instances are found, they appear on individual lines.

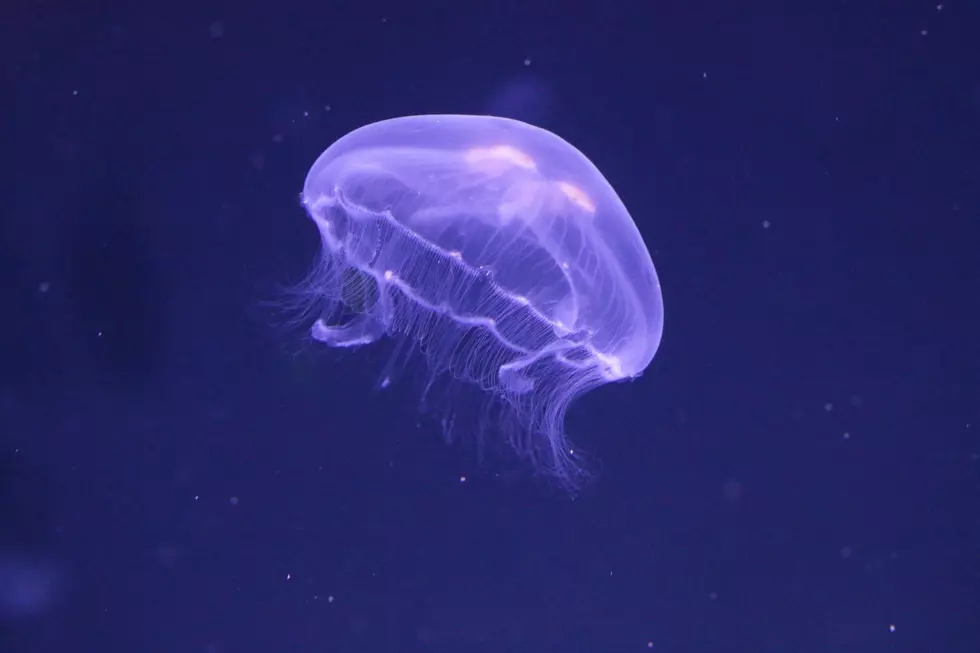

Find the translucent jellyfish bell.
xmin=292 ymin=114 xmax=663 ymax=486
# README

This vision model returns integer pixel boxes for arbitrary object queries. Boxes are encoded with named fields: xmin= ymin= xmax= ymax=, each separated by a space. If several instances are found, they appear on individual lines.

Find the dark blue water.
xmin=3 ymin=2 xmax=978 ymax=651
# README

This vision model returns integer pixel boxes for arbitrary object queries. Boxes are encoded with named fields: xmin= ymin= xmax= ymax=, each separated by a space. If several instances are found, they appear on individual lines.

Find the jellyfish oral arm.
xmin=311 ymin=313 xmax=384 ymax=347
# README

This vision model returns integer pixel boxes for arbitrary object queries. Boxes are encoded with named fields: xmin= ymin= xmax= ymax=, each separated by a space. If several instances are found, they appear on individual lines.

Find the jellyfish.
xmin=288 ymin=114 xmax=663 ymax=487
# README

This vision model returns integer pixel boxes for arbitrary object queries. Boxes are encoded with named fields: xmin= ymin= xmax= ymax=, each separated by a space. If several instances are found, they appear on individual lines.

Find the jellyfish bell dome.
xmin=292 ymin=114 xmax=663 ymax=486
xmin=302 ymin=114 xmax=662 ymax=379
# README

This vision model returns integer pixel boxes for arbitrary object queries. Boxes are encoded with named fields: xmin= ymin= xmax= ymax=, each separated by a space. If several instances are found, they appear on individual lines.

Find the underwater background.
xmin=2 ymin=1 xmax=978 ymax=651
